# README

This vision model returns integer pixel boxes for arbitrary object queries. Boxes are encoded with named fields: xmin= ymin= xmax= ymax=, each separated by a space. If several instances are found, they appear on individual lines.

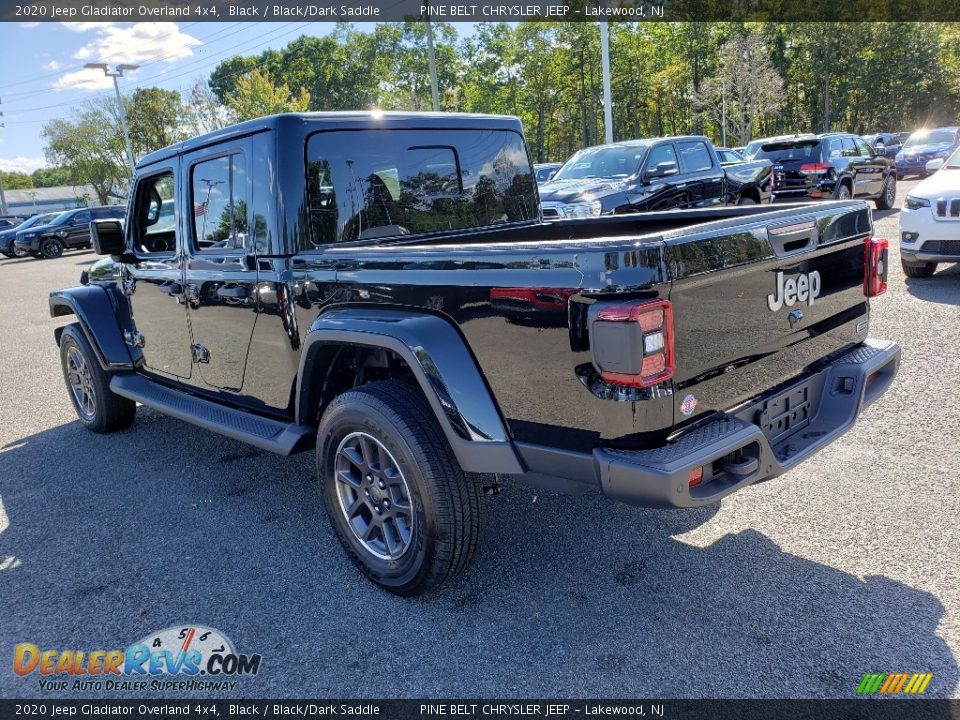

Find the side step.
xmin=110 ymin=374 xmax=314 ymax=455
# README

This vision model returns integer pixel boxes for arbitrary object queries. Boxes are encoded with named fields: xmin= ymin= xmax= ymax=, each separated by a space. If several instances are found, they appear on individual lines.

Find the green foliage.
xmin=42 ymin=106 xmax=127 ymax=204
xmin=225 ymin=68 xmax=311 ymax=122
xmin=0 ymin=171 xmax=33 ymax=190
xmin=124 ymin=87 xmax=186 ymax=156
xmin=31 ymin=167 xmax=72 ymax=188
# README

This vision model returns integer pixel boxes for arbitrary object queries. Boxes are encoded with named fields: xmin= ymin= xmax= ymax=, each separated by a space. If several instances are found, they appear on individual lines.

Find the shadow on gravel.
xmin=0 ymin=412 xmax=956 ymax=700
xmin=904 ymin=262 xmax=960 ymax=306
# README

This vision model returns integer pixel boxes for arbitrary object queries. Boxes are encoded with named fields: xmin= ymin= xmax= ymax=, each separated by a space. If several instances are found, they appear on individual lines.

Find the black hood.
xmin=538 ymin=177 xmax=631 ymax=206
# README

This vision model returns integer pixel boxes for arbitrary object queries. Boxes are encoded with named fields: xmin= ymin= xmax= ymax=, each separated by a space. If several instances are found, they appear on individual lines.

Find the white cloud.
xmin=20 ymin=22 xmax=40 ymax=28
xmin=60 ymin=22 xmax=114 ymax=33
xmin=52 ymin=67 xmax=115 ymax=91
xmin=70 ymin=22 xmax=200 ymax=65
xmin=42 ymin=60 xmax=61 ymax=71
xmin=0 ymin=156 xmax=47 ymax=174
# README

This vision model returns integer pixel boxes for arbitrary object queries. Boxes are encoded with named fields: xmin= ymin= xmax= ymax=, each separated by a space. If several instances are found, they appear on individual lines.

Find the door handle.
xmin=217 ymin=285 xmax=250 ymax=299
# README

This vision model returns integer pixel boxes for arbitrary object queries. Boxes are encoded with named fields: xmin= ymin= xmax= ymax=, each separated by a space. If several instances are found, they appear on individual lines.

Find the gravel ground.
xmin=1 ymin=179 xmax=958 ymax=700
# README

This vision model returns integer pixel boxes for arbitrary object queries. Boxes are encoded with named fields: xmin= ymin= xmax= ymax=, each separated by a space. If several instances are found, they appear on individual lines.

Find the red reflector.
xmin=800 ymin=163 xmax=830 ymax=173
xmin=596 ymin=299 xmax=675 ymax=388
xmin=689 ymin=467 xmax=703 ymax=487
xmin=864 ymin=236 xmax=889 ymax=298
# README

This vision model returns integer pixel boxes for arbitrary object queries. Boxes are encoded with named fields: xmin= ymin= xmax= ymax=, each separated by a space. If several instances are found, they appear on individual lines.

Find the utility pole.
xmin=86 ymin=63 xmax=139 ymax=175
xmin=425 ymin=19 xmax=440 ymax=112
xmin=822 ymin=35 xmax=831 ymax=134
xmin=599 ymin=16 xmax=613 ymax=144
xmin=0 ymin=98 xmax=7 ymax=215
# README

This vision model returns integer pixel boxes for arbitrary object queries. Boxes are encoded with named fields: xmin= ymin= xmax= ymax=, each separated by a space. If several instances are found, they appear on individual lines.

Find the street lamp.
xmin=85 ymin=62 xmax=139 ymax=175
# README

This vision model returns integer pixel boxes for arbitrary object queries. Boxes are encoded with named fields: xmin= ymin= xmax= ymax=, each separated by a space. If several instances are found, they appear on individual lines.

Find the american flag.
xmin=194 ymin=201 xmax=207 ymax=217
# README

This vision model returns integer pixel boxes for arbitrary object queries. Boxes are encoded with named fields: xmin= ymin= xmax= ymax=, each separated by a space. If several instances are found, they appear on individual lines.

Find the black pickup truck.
xmin=538 ymin=135 xmax=772 ymax=219
xmin=53 ymin=112 xmax=899 ymax=595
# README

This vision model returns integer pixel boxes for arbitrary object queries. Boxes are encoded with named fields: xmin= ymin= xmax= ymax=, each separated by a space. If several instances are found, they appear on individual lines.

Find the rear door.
xmin=675 ymin=140 xmax=725 ymax=206
xmin=850 ymin=136 xmax=884 ymax=196
xmin=182 ymin=139 xmax=259 ymax=393
xmin=665 ymin=203 xmax=871 ymax=427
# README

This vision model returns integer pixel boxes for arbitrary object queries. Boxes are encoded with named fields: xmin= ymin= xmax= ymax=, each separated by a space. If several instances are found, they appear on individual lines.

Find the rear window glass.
xmin=677 ymin=141 xmax=713 ymax=172
xmin=306 ymin=128 xmax=536 ymax=245
xmin=753 ymin=141 xmax=821 ymax=162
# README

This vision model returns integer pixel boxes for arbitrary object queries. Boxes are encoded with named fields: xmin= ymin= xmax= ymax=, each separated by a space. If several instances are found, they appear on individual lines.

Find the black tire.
xmin=875 ymin=175 xmax=896 ymax=210
xmin=834 ymin=182 xmax=851 ymax=201
xmin=901 ymin=260 xmax=936 ymax=278
xmin=316 ymin=379 xmax=484 ymax=596
xmin=39 ymin=237 xmax=64 ymax=259
xmin=59 ymin=324 xmax=136 ymax=433
xmin=736 ymin=194 xmax=757 ymax=206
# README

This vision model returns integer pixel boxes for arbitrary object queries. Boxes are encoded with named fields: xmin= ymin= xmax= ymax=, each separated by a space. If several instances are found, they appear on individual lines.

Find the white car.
xmin=899 ymin=147 xmax=960 ymax=278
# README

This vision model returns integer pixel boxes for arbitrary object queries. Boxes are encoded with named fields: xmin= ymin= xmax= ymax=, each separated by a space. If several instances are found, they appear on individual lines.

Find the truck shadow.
xmin=904 ymin=263 xmax=960 ymax=306
xmin=0 ymin=413 xmax=955 ymax=700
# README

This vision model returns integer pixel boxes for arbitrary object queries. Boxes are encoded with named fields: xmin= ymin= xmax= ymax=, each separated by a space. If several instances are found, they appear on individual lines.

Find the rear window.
xmin=753 ymin=140 xmax=821 ymax=162
xmin=306 ymin=128 xmax=536 ymax=245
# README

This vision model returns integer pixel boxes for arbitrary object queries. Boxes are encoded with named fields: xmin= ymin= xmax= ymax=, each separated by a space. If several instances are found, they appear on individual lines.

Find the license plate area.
xmin=756 ymin=382 xmax=811 ymax=445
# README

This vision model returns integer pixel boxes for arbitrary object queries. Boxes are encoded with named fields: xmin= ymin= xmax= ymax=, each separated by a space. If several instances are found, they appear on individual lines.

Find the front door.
xmin=124 ymin=164 xmax=193 ymax=380
xmin=182 ymin=143 xmax=259 ymax=393
xmin=63 ymin=209 xmax=92 ymax=248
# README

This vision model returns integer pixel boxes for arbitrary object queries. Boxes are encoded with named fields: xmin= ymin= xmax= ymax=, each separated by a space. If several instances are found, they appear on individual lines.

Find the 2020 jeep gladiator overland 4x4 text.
xmin=52 ymin=112 xmax=900 ymax=595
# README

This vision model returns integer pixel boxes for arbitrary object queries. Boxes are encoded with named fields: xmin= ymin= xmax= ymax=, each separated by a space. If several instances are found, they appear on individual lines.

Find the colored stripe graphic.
xmin=858 ymin=672 xmax=932 ymax=695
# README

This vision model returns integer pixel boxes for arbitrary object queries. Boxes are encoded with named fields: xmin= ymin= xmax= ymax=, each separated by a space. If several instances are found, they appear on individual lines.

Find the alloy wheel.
xmin=66 ymin=345 xmax=96 ymax=421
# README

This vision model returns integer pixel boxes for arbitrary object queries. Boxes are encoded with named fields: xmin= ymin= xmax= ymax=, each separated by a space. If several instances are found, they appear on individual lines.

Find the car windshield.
xmin=753 ymin=140 xmax=820 ymax=162
xmin=904 ymin=129 xmax=957 ymax=147
xmin=18 ymin=213 xmax=58 ymax=229
xmin=552 ymin=144 xmax=647 ymax=180
xmin=47 ymin=210 xmax=75 ymax=226
xmin=945 ymin=146 xmax=960 ymax=168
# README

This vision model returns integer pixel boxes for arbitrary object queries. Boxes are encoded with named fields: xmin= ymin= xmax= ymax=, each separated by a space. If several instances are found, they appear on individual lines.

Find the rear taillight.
xmin=595 ymin=299 xmax=675 ymax=388
xmin=864 ymin=236 xmax=889 ymax=298
xmin=800 ymin=163 xmax=830 ymax=174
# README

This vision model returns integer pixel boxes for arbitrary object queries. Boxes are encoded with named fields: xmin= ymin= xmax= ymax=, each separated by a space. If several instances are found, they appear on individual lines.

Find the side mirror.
xmin=874 ymin=142 xmax=885 ymax=153
xmin=90 ymin=219 xmax=126 ymax=257
xmin=925 ymin=158 xmax=945 ymax=173
xmin=647 ymin=161 xmax=679 ymax=180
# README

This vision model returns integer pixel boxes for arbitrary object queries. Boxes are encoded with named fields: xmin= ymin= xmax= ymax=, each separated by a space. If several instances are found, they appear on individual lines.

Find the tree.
xmin=42 ymin=105 xmax=127 ymax=204
xmin=697 ymin=32 xmax=786 ymax=146
xmin=225 ymin=68 xmax=311 ymax=122
xmin=124 ymin=87 xmax=185 ymax=157
xmin=0 ymin=171 xmax=33 ymax=190
xmin=181 ymin=79 xmax=231 ymax=136
xmin=31 ymin=167 xmax=72 ymax=188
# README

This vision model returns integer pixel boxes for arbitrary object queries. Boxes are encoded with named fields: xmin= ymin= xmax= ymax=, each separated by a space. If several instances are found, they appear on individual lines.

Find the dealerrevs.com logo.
xmin=14 ymin=625 xmax=262 ymax=692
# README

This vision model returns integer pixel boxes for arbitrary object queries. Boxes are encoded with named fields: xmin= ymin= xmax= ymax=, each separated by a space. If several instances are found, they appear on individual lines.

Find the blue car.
xmin=896 ymin=127 xmax=960 ymax=179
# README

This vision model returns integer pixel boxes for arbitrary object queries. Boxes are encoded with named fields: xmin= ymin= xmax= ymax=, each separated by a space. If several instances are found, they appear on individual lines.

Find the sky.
xmin=0 ymin=21 xmax=476 ymax=175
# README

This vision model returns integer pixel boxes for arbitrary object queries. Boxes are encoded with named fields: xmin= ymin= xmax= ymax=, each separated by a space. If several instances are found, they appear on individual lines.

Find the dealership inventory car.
xmin=538 ymin=135 xmax=771 ymax=217
xmin=14 ymin=205 xmax=125 ymax=259
xmin=0 ymin=212 xmax=58 ymax=258
xmin=715 ymin=147 xmax=746 ymax=164
xmin=534 ymin=162 xmax=562 ymax=184
xmin=752 ymin=132 xmax=896 ymax=209
xmin=896 ymin=127 xmax=960 ymax=179
xmin=50 ymin=112 xmax=897 ymax=595
xmin=862 ymin=132 xmax=906 ymax=159
xmin=899 ymin=145 xmax=960 ymax=278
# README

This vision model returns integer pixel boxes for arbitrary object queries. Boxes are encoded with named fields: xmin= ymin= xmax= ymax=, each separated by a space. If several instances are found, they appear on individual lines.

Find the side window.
xmin=841 ymin=138 xmax=858 ymax=158
xmin=676 ymin=141 xmax=713 ymax=172
xmin=191 ymin=153 xmax=247 ymax=252
xmin=133 ymin=171 xmax=176 ymax=255
xmin=828 ymin=138 xmax=844 ymax=158
xmin=853 ymin=137 xmax=873 ymax=157
xmin=72 ymin=211 xmax=92 ymax=226
xmin=645 ymin=144 xmax=678 ymax=174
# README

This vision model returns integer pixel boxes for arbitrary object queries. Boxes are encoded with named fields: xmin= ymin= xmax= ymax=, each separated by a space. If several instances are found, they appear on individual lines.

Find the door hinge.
xmin=122 ymin=278 xmax=136 ymax=296
xmin=191 ymin=344 xmax=210 ymax=364
xmin=123 ymin=330 xmax=145 ymax=348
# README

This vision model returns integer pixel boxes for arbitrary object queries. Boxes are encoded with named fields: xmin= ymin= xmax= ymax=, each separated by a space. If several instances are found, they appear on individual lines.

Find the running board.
xmin=110 ymin=374 xmax=314 ymax=455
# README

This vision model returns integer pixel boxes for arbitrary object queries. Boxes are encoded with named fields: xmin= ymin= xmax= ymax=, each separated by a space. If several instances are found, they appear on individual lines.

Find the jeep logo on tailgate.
xmin=767 ymin=270 xmax=821 ymax=312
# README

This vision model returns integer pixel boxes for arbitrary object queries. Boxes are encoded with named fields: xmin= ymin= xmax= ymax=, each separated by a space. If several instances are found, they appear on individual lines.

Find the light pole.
xmin=599 ymin=17 xmax=613 ymax=144
xmin=86 ymin=63 xmax=139 ymax=175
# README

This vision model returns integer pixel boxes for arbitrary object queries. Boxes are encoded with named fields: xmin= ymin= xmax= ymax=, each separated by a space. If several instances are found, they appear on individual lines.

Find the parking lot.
xmin=1 ymin=178 xmax=958 ymax=699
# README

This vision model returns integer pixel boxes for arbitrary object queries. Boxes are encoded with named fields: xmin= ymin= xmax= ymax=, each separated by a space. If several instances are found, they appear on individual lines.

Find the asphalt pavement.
xmin=1 ymin=179 xmax=958 ymax=699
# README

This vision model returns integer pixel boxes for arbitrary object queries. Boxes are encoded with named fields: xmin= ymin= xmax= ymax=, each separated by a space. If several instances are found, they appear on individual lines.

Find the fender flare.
xmin=49 ymin=285 xmax=134 ymax=371
xmin=297 ymin=307 xmax=523 ymax=475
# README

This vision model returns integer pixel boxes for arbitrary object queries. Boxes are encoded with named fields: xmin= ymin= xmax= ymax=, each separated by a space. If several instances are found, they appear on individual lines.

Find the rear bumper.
xmin=515 ymin=339 xmax=900 ymax=508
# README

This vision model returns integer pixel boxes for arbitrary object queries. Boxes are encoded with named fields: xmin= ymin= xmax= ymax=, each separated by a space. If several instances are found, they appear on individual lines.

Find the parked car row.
xmin=0 ymin=205 xmax=125 ymax=260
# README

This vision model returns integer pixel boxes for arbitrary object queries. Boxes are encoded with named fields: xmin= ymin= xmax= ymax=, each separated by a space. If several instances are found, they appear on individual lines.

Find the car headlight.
xmin=20 ymin=233 xmax=36 ymax=240
xmin=561 ymin=201 xmax=602 ymax=218
xmin=904 ymin=195 xmax=930 ymax=210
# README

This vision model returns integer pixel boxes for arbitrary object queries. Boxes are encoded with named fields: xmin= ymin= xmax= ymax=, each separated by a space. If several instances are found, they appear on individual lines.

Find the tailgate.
xmin=665 ymin=201 xmax=872 ymax=429
xmin=771 ymin=158 xmax=815 ymax=193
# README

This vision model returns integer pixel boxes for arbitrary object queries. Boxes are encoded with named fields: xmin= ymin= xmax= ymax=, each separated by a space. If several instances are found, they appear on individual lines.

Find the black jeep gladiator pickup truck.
xmin=52 ymin=112 xmax=899 ymax=595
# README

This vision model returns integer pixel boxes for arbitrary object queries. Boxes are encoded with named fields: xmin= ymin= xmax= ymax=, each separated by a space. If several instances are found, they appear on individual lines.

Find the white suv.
xmin=900 ymin=146 xmax=960 ymax=278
